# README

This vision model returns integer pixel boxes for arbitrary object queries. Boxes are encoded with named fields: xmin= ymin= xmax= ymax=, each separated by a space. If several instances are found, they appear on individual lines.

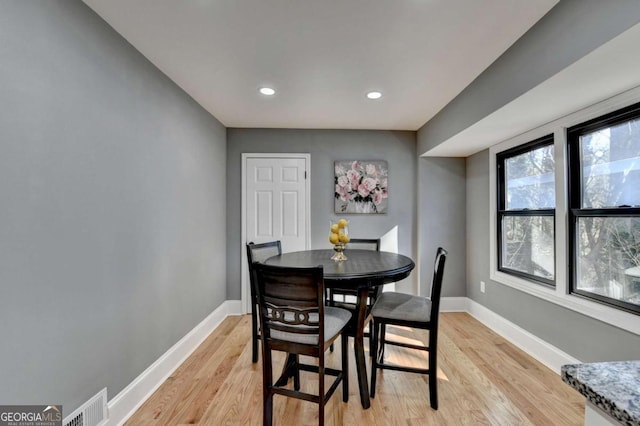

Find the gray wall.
xmin=417 ymin=0 xmax=640 ymax=155
xmin=466 ymin=151 xmax=640 ymax=361
xmin=0 ymin=1 xmax=227 ymax=413
xmin=418 ymin=158 xmax=466 ymax=297
xmin=226 ymin=129 xmax=417 ymax=298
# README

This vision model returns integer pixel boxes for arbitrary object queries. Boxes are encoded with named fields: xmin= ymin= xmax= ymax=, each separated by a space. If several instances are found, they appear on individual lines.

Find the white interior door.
xmin=241 ymin=154 xmax=310 ymax=312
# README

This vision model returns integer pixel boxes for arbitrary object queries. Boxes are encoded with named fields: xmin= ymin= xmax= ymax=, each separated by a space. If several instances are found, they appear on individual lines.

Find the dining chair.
xmin=327 ymin=238 xmax=380 ymax=354
xmin=253 ymin=263 xmax=351 ymax=426
xmin=246 ymin=241 xmax=282 ymax=363
xmin=369 ymin=247 xmax=447 ymax=409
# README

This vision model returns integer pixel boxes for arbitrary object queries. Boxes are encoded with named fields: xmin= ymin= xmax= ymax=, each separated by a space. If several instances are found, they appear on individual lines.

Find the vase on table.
xmin=329 ymin=219 xmax=350 ymax=261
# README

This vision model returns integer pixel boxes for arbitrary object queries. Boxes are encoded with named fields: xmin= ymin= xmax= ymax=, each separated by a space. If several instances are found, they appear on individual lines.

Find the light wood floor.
xmin=125 ymin=313 xmax=584 ymax=425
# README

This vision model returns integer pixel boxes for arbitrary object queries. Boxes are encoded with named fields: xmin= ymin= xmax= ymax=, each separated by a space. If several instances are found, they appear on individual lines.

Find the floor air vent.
xmin=63 ymin=388 xmax=108 ymax=426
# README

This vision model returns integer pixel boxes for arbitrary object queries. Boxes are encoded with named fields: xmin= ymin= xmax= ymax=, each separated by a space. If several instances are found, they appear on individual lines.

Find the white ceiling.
xmin=82 ymin=0 xmax=558 ymax=131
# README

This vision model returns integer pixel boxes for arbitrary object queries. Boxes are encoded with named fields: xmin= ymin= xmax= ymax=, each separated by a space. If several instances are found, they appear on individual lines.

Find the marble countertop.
xmin=562 ymin=361 xmax=640 ymax=426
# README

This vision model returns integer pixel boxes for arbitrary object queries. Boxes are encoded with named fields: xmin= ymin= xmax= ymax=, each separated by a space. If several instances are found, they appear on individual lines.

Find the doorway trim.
xmin=241 ymin=153 xmax=311 ymax=313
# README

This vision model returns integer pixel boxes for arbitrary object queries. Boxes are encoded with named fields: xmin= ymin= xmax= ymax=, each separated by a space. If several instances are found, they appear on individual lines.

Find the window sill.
xmin=490 ymin=270 xmax=640 ymax=336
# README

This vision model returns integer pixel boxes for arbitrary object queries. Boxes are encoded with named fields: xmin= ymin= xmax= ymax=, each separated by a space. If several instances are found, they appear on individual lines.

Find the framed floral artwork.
xmin=334 ymin=160 xmax=388 ymax=214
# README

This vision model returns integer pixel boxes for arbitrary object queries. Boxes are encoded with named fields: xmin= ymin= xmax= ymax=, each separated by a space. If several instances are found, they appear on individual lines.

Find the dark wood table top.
xmin=264 ymin=249 xmax=415 ymax=287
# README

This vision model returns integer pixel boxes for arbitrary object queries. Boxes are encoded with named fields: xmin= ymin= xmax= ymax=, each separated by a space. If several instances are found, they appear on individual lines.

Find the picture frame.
xmin=334 ymin=160 xmax=388 ymax=214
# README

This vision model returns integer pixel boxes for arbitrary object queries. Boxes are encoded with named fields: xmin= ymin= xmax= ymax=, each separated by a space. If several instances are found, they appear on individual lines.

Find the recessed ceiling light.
xmin=259 ymin=87 xmax=275 ymax=96
xmin=366 ymin=91 xmax=382 ymax=100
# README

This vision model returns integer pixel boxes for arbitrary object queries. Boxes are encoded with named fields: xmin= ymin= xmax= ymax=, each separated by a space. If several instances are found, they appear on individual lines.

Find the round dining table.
xmin=265 ymin=248 xmax=415 ymax=409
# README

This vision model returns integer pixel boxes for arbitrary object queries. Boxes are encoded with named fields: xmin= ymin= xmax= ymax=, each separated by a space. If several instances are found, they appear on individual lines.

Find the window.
xmin=490 ymin=92 xmax=640 ymax=333
xmin=567 ymin=102 xmax=640 ymax=314
xmin=497 ymin=135 xmax=555 ymax=285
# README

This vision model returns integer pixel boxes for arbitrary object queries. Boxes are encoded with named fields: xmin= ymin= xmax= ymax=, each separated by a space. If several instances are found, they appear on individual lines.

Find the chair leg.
xmin=429 ymin=339 xmax=438 ymax=410
xmin=251 ymin=305 xmax=259 ymax=363
xmin=294 ymin=354 xmax=300 ymax=391
xmin=318 ymin=353 xmax=325 ymax=426
xmin=428 ymin=370 xmax=438 ymax=410
xmin=370 ymin=319 xmax=378 ymax=398
xmin=263 ymin=348 xmax=274 ymax=426
xmin=379 ymin=322 xmax=386 ymax=364
xmin=263 ymin=392 xmax=273 ymax=426
xmin=341 ymin=333 xmax=349 ymax=402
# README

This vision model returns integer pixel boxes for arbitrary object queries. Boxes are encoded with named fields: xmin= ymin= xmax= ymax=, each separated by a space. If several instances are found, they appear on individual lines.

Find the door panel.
xmin=282 ymin=191 xmax=299 ymax=236
xmin=255 ymin=191 xmax=273 ymax=237
xmin=282 ymin=166 xmax=298 ymax=182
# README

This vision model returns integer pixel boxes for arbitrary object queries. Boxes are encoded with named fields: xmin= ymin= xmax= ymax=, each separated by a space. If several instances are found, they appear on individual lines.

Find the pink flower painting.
xmin=334 ymin=160 xmax=388 ymax=214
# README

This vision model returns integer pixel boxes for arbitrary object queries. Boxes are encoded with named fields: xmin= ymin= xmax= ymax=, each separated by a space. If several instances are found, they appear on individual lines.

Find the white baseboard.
xmin=106 ymin=300 xmax=243 ymax=425
xmin=440 ymin=297 xmax=468 ymax=312
xmin=466 ymin=298 xmax=581 ymax=373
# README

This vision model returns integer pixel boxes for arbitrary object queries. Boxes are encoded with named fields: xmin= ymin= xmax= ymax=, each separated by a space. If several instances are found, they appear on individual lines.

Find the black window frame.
xmin=567 ymin=101 xmax=640 ymax=315
xmin=497 ymin=134 xmax=556 ymax=286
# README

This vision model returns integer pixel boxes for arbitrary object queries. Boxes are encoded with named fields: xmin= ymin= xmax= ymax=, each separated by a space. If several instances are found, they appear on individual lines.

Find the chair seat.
xmin=371 ymin=292 xmax=432 ymax=323
xmin=270 ymin=306 xmax=351 ymax=345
